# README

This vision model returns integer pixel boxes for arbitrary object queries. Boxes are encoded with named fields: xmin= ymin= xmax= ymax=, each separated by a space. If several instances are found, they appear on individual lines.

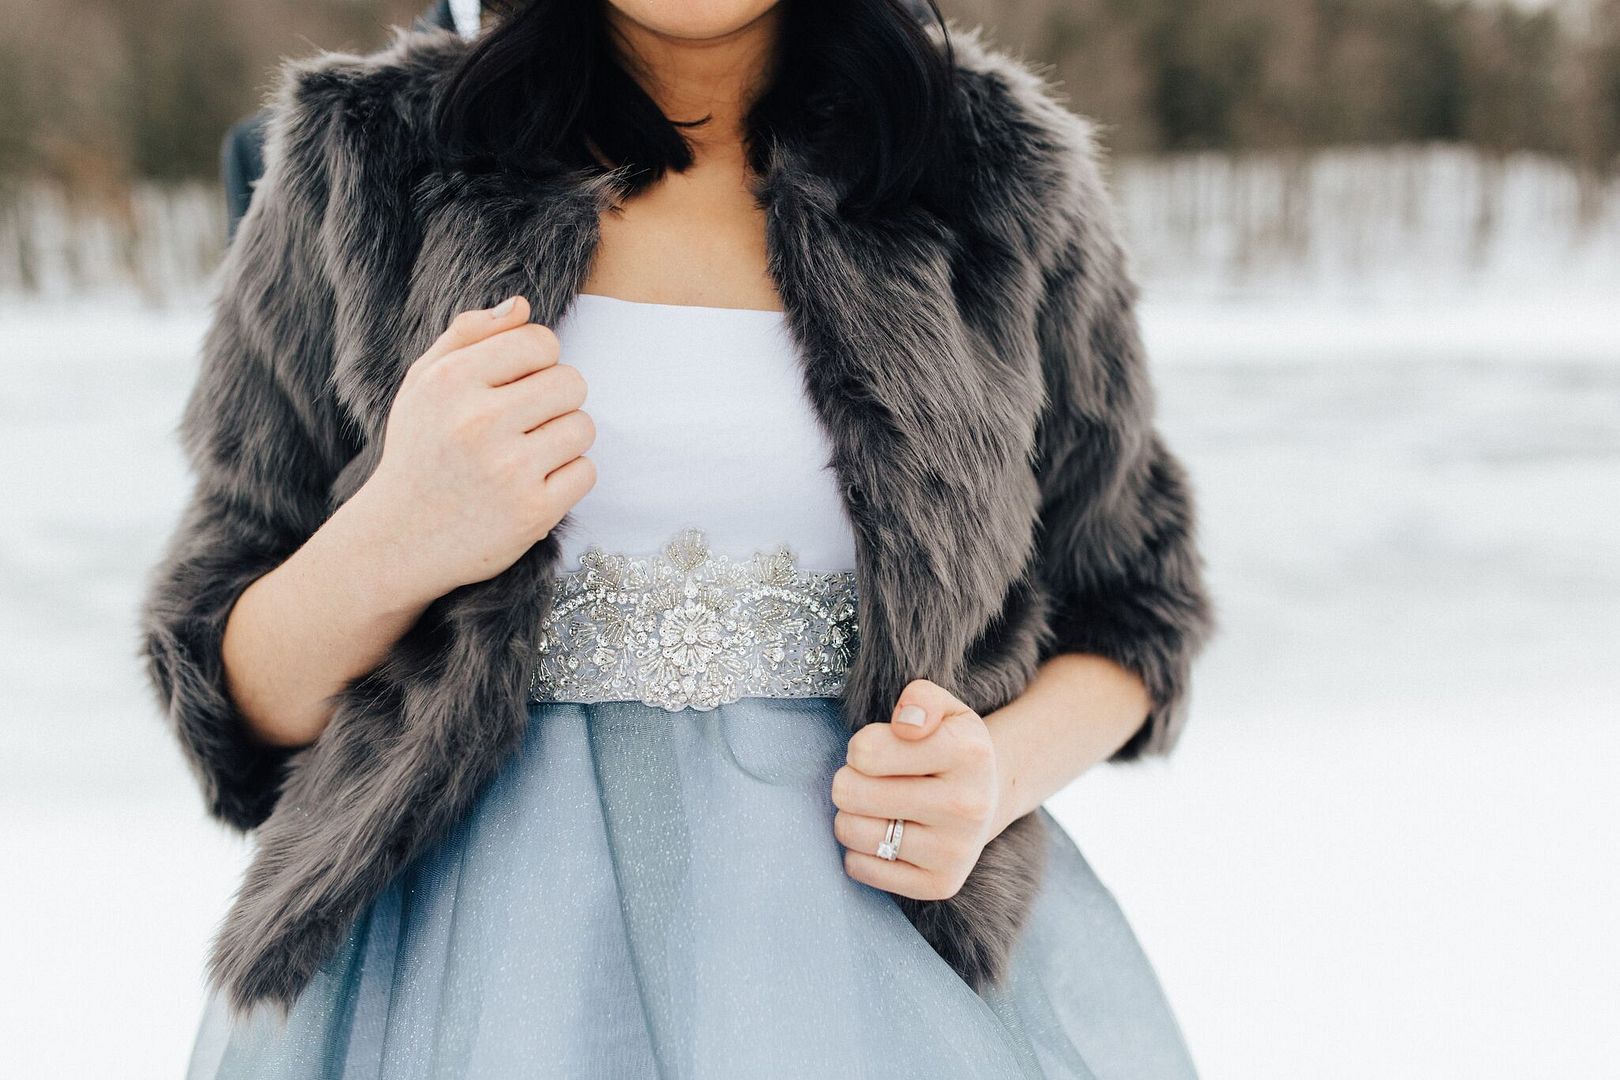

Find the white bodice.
xmin=547 ymin=292 xmax=859 ymax=574
xmin=532 ymin=292 xmax=862 ymax=712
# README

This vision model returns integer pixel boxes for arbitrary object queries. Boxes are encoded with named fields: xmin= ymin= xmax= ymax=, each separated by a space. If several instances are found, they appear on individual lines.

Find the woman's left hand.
xmin=831 ymin=678 xmax=1004 ymax=901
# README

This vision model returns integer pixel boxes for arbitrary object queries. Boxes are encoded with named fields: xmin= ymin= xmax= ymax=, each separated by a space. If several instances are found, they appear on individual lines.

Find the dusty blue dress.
xmin=184 ymin=689 xmax=1197 ymax=1078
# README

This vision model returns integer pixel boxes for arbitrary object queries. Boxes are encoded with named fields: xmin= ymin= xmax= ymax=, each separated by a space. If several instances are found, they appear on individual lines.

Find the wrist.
xmin=318 ymin=482 xmax=445 ymax=619
xmin=983 ymin=707 xmax=1028 ymax=840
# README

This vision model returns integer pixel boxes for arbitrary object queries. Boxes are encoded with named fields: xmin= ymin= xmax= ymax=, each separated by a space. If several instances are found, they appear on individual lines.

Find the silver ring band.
xmin=875 ymin=817 xmax=905 ymax=861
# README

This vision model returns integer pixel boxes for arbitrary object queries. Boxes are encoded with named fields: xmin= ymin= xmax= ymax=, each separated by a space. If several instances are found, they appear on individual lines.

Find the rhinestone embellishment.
xmin=531 ymin=527 xmax=860 ymax=711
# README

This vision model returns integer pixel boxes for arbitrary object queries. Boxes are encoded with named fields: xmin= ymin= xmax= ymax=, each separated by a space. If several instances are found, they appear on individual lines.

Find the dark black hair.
xmin=431 ymin=0 xmax=956 ymax=219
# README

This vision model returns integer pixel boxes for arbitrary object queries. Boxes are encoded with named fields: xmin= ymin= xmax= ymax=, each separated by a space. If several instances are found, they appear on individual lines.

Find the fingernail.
xmin=490 ymin=295 xmax=518 ymax=317
xmin=896 ymin=704 xmax=926 ymax=727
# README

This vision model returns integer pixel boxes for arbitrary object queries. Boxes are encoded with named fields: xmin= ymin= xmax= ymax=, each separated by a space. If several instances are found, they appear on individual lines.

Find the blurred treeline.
xmin=2 ymin=0 xmax=1618 ymax=195
xmin=962 ymin=0 xmax=1620 ymax=164
xmin=0 ymin=0 xmax=425 ymax=193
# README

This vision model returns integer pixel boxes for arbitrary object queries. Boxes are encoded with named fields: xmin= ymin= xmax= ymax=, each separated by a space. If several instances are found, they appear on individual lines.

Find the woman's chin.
xmin=603 ymin=0 xmax=783 ymax=46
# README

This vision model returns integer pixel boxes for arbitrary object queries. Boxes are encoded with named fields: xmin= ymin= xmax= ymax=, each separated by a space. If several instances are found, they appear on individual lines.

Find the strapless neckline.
xmin=571 ymin=292 xmax=787 ymax=317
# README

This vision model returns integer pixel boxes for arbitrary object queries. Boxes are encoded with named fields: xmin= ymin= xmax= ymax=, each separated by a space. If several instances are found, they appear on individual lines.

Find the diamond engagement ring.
xmin=876 ymin=817 xmax=905 ymax=861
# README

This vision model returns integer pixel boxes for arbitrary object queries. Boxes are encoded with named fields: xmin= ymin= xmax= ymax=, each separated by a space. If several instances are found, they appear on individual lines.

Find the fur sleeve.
xmin=136 ymin=58 xmax=357 ymax=832
xmin=1029 ymin=117 xmax=1216 ymax=760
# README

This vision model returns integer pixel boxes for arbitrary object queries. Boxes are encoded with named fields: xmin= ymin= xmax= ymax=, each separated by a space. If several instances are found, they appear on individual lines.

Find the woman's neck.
xmin=603 ymin=4 xmax=783 ymax=160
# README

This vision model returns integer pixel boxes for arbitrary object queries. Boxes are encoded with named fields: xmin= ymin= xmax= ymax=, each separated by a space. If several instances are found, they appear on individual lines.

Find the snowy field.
xmin=2 ymin=271 xmax=1617 ymax=1079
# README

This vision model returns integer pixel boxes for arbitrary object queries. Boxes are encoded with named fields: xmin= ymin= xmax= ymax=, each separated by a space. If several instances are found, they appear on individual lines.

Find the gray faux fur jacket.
xmin=138 ymin=18 xmax=1213 ymax=1020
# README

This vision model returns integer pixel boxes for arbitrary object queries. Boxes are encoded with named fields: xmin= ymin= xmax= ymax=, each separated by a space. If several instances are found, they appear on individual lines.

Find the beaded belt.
xmin=529 ymin=527 xmax=860 ymax=711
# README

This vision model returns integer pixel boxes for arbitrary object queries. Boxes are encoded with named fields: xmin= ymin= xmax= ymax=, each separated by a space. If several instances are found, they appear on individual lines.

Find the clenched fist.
xmin=831 ymin=678 xmax=1004 ymax=902
xmin=358 ymin=294 xmax=597 ymax=605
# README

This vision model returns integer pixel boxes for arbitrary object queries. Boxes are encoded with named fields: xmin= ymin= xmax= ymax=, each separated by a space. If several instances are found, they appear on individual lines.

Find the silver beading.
xmin=530 ymin=527 xmax=860 ymax=711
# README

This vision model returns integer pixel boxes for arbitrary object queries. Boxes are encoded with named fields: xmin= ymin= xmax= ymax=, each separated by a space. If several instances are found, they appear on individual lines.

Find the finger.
xmin=831 ymin=810 xmax=941 ymax=870
xmin=442 ymin=321 xmax=562 ymax=388
xmin=842 ymin=848 xmax=951 ymax=901
xmin=417 ymin=294 xmax=531 ymax=367
xmin=845 ymin=720 xmax=957 ymax=778
xmin=526 ymin=410 xmax=596 ymax=472
xmin=540 ymin=453 xmax=596 ymax=509
xmin=886 ymin=677 xmax=972 ymax=742
xmin=497 ymin=362 xmax=587 ymax=433
xmin=829 ymin=764 xmax=955 ymax=825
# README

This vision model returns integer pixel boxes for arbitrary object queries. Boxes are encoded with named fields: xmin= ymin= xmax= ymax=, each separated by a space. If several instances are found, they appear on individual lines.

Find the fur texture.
xmin=136 ymin=18 xmax=1214 ymax=1022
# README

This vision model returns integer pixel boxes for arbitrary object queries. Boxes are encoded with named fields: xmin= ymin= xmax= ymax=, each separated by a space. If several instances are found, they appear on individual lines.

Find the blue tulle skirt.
xmin=185 ymin=695 xmax=1197 ymax=1079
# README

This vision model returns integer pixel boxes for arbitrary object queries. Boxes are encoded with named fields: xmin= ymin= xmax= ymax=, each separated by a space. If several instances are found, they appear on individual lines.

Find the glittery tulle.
xmin=184 ymin=696 xmax=1198 ymax=1079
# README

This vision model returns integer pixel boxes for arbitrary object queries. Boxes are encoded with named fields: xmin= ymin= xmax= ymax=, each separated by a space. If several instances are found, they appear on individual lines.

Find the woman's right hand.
xmin=356 ymin=294 xmax=597 ymax=605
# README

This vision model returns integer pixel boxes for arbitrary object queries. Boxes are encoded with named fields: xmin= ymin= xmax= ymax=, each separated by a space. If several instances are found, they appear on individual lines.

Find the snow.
xmin=1078 ymin=290 xmax=1620 ymax=1079
xmin=2 ymin=156 xmax=1618 ymax=1076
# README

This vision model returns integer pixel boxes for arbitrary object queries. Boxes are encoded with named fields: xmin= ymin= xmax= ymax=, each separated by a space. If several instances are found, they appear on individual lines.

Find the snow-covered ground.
xmin=2 ymin=274 xmax=1617 ymax=1079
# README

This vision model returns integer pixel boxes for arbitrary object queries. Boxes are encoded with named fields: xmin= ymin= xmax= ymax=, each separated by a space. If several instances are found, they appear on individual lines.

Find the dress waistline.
xmin=529 ymin=528 xmax=859 ymax=712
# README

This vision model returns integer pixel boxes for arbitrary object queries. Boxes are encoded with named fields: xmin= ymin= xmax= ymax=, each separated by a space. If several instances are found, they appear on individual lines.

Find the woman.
xmin=142 ymin=1 xmax=1213 ymax=1076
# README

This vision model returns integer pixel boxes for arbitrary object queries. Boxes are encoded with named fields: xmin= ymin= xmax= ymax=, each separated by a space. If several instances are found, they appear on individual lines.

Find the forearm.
xmin=982 ymin=652 xmax=1152 ymax=837
xmin=222 ymin=484 xmax=439 ymax=750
